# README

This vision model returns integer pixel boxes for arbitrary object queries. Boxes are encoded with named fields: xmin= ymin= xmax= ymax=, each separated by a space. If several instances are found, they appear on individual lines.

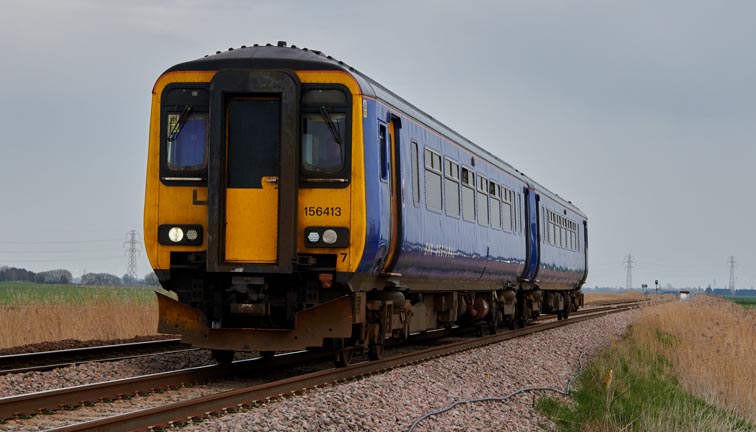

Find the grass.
xmin=539 ymin=295 xmax=756 ymax=431
xmin=0 ymin=282 xmax=162 ymax=349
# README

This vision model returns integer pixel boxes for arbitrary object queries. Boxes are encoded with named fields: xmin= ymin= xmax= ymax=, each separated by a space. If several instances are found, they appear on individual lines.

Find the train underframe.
xmin=158 ymin=266 xmax=583 ymax=366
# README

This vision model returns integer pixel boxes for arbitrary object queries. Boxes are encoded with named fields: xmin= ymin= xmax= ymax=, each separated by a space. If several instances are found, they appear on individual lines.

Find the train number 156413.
xmin=304 ymin=206 xmax=342 ymax=217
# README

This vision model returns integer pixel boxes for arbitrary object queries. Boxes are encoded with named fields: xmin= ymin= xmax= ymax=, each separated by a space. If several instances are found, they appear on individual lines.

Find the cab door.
xmin=224 ymin=96 xmax=280 ymax=263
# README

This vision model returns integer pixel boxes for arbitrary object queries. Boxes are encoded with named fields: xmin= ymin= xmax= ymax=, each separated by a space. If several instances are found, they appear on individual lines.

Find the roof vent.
xmin=277 ymin=41 xmax=287 ymax=47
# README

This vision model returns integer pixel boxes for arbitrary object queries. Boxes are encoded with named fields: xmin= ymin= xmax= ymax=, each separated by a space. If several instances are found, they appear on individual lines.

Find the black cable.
xmin=407 ymin=350 xmax=589 ymax=431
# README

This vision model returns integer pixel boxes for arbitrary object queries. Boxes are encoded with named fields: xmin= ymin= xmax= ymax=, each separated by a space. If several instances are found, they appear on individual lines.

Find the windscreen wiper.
xmin=319 ymin=106 xmax=342 ymax=144
xmin=168 ymin=105 xmax=193 ymax=141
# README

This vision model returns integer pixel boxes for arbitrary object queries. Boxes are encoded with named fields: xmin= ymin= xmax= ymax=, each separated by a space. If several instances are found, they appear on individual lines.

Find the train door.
xmin=206 ymin=70 xmax=299 ymax=273
xmin=224 ymin=97 xmax=281 ymax=263
xmin=381 ymin=116 xmax=402 ymax=274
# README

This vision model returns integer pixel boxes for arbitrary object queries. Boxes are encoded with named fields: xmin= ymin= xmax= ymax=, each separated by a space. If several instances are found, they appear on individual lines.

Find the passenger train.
xmin=143 ymin=42 xmax=588 ymax=365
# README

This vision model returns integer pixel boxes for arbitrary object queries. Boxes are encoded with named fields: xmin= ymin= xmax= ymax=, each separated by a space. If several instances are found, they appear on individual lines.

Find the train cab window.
xmin=300 ymin=87 xmax=351 ymax=184
xmin=477 ymin=176 xmax=489 ymax=226
xmin=490 ymin=182 xmax=501 ymax=230
xmin=160 ymin=86 xmax=210 ymax=183
xmin=166 ymin=111 xmax=208 ymax=171
xmin=461 ymin=168 xmax=475 ymax=222
xmin=444 ymin=158 xmax=460 ymax=217
xmin=424 ymin=148 xmax=443 ymax=211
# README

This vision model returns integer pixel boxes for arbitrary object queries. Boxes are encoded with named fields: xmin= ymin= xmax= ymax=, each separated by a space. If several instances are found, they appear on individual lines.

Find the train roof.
xmin=166 ymin=42 xmax=585 ymax=218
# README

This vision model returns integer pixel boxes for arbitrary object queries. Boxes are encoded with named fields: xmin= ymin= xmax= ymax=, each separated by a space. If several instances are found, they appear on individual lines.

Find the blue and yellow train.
xmin=144 ymin=42 xmax=587 ymax=365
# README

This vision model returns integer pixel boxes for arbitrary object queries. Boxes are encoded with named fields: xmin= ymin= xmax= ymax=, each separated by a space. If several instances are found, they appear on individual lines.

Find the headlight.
xmin=168 ymin=227 xmax=184 ymax=243
xmin=322 ymin=229 xmax=338 ymax=244
xmin=304 ymin=227 xmax=349 ymax=248
xmin=159 ymin=225 xmax=203 ymax=246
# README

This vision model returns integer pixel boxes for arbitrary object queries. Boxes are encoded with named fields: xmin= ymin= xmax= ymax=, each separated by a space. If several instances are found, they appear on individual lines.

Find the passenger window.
xmin=444 ymin=158 xmax=460 ymax=216
xmin=461 ymin=168 xmax=475 ymax=222
xmin=477 ymin=176 xmax=489 ymax=226
xmin=490 ymin=182 xmax=501 ymax=229
xmin=424 ymin=148 xmax=442 ymax=211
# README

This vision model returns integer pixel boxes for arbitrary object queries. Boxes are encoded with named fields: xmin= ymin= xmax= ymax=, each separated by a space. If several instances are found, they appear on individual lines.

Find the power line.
xmin=728 ymin=256 xmax=736 ymax=294
xmin=624 ymin=254 xmax=635 ymax=290
xmin=124 ymin=230 xmax=140 ymax=282
xmin=0 ymin=238 xmax=123 ymax=244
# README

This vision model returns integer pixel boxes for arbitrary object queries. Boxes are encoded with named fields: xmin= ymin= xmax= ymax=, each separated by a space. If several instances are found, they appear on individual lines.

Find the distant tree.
xmin=35 ymin=269 xmax=72 ymax=284
xmin=0 ymin=266 xmax=36 ymax=282
xmin=144 ymin=272 xmax=160 ymax=286
xmin=122 ymin=274 xmax=136 ymax=285
xmin=80 ymin=272 xmax=122 ymax=286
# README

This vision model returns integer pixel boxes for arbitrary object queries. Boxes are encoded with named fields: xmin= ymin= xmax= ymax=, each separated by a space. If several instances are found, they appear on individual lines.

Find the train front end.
xmin=143 ymin=46 xmax=367 ymax=359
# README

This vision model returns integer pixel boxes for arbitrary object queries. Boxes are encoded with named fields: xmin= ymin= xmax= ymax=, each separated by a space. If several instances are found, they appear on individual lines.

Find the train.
xmin=143 ymin=42 xmax=588 ymax=366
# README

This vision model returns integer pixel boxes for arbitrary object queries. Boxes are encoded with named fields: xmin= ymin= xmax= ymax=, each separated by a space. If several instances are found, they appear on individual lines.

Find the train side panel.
xmin=535 ymin=191 xmax=587 ymax=290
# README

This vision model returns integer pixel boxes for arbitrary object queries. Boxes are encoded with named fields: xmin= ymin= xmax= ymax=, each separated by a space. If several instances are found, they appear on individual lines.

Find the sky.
xmin=1 ymin=0 xmax=754 ymax=289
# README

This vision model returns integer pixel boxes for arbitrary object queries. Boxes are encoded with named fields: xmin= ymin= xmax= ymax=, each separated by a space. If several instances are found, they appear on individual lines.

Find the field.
xmin=539 ymin=295 xmax=756 ymax=430
xmin=724 ymin=295 xmax=756 ymax=308
xmin=583 ymin=290 xmax=646 ymax=304
xmin=0 ymin=282 xmax=162 ymax=349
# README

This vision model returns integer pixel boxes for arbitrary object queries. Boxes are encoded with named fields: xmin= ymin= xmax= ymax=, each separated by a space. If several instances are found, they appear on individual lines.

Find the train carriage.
xmin=144 ymin=42 xmax=587 ymax=365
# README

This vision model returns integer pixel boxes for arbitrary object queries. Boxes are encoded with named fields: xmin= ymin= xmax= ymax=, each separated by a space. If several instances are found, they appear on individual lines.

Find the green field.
xmin=0 ymin=281 xmax=157 ymax=305
xmin=724 ymin=296 xmax=756 ymax=308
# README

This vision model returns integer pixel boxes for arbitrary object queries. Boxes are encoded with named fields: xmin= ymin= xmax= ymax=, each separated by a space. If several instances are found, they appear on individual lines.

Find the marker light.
xmin=307 ymin=232 xmax=320 ymax=243
xmin=322 ymin=229 xmax=338 ymax=245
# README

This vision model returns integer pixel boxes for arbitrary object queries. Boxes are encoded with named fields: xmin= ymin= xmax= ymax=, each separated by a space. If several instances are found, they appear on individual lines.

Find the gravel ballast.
xmin=182 ymin=311 xmax=638 ymax=432
xmin=0 ymin=310 xmax=638 ymax=431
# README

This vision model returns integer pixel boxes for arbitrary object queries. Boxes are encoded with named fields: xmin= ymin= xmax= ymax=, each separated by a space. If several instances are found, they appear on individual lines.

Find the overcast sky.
xmin=1 ymin=0 xmax=754 ymax=289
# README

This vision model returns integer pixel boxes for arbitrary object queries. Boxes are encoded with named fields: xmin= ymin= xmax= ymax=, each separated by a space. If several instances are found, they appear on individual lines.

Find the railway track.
xmin=0 ymin=339 xmax=195 ymax=375
xmin=0 ymin=301 xmax=641 ymax=431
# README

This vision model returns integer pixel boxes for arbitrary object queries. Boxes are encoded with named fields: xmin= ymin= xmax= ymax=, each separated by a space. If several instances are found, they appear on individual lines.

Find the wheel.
xmin=333 ymin=338 xmax=354 ymax=368
xmin=475 ymin=324 xmax=484 ymax=338
xmin=368 ymin=341 xmax=385 ymax=361
xmin=488 ymin=309 xmax=501 ymax=335
xmin=211 ymin=349 xmax=235 ymax=365
xmin=260 ymin=351 xmax=276 ymax=360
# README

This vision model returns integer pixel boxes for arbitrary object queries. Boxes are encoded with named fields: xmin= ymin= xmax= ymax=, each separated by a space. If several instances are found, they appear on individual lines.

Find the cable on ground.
xmin=406 ymin=350 xmax=589 ymax=432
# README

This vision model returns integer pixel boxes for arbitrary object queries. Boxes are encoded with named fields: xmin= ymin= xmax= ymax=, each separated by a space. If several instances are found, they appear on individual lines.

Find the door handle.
xmin=265 ymin=177 xmax=279 ymax=184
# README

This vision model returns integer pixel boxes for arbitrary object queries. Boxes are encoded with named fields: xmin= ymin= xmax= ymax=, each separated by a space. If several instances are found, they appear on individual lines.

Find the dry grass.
xmin=634 ymin=295 xmax=756 ymax=423
xmin=584 ymin=290 xmax=646 ymax=304
xmin=0 ymin=285 xmax=160 ymax=349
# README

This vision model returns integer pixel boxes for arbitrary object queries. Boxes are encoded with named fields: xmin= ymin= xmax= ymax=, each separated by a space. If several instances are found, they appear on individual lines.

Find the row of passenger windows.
xmin=410 ymin=143 xmax=523 ymax=234
xmin=543 ymin=209 xmax=579 ymax=251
